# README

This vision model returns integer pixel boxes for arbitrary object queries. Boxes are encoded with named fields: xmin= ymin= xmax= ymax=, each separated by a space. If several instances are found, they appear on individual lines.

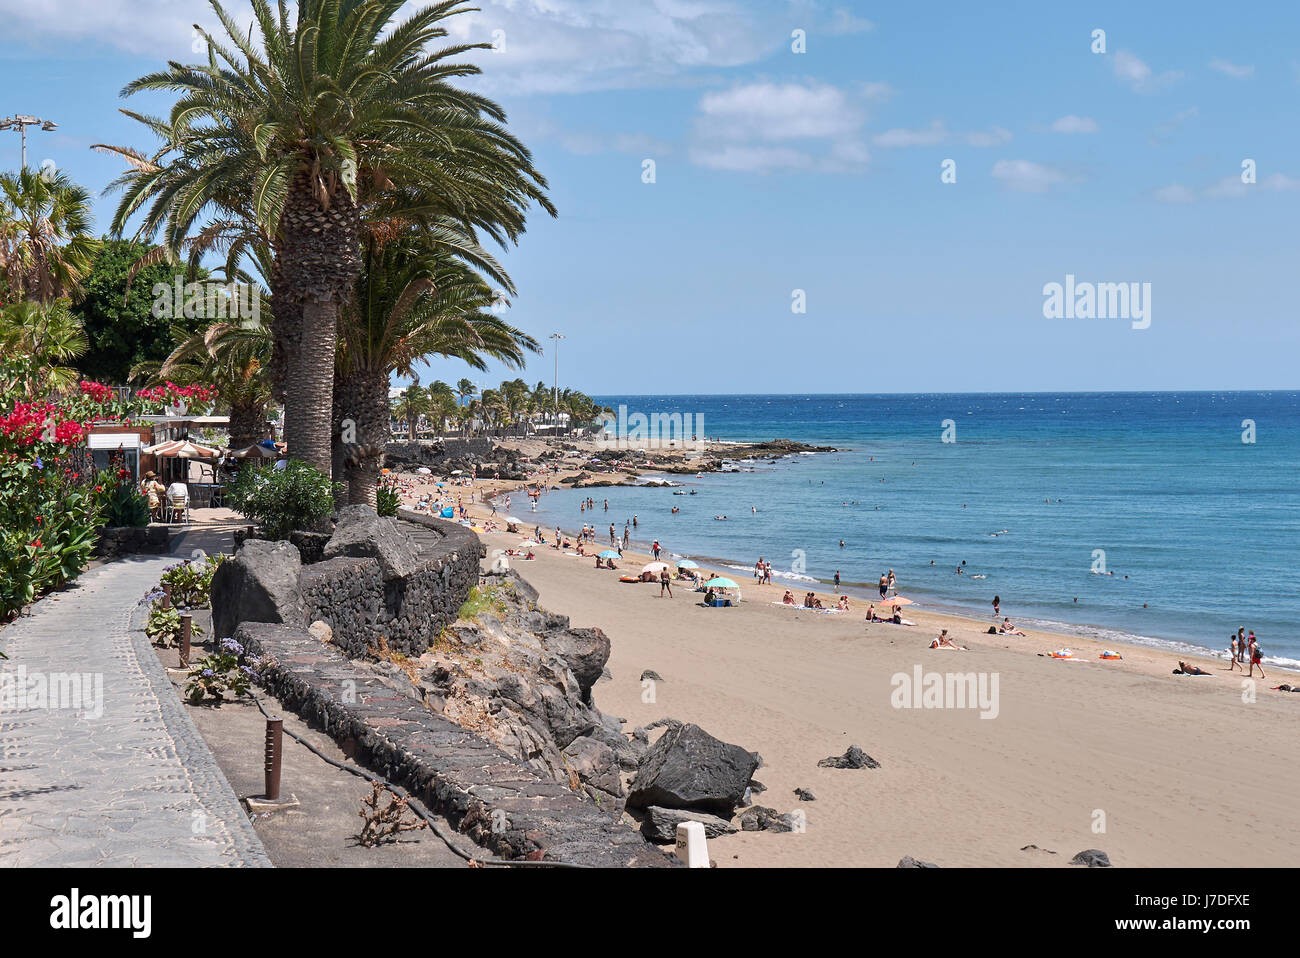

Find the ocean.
xmin=517 ymin=393 xmax=1300 ymax=668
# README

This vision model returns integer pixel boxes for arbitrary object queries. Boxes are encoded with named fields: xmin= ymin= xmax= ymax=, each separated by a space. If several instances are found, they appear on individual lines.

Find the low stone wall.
xmin=94 ymin=524 xmax=171 ymax=559
xmin=237 ymin=620 xmax=674 ymax=868
xmin=293 ymin=512 xmax=481 ymax=659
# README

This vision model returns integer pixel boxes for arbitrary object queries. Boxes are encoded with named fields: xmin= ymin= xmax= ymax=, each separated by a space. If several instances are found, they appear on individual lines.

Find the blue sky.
xmin=1 ymin=0 xmax=1296 ymax=393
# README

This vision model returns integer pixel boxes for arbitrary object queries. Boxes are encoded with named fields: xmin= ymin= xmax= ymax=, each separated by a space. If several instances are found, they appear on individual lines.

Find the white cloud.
xmin=689 ymin=144 xmax=816 ymax=173
xmin=697 ymin=81 xmax=863 ymax=141
xmin=689 ymin=80 xmax=871 ymax=173
xmin=873 ymin=120 xmax=948 ymax=148
xmin=872 ymin=121 xmax=1011 ymax=148
xmin=1112 ymin=49 xmax=1182 ymax=93
xmin=965 ymin=126 xmax=1012 ymax=147
xmin=1154 ymin=172 xmax=1300 ymax=203
xmin=1209 ymin=58 xmax=1254 ymax=78
xmin=991 ymin=159 xmax=1068 ymax=193
xmin=1262 ymin=172 xmax=1300 ymax=191
xmin=1153 ymin=184 xmax=1196 ymax=204
xmin=1204 ymin=176 xmax=1249 ymax=199
xmin=0 ymin=0 xmax=244 ymax=56
xmin=1050 ymin=115 xmax=1099 ymax=134
xmin=828 ymin=8 xmax=875 ymax=34
xmin=860 ymin=81 xmax=895 ymax=102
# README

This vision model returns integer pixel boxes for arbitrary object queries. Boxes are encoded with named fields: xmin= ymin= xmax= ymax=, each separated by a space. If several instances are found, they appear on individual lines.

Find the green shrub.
xmin=99 ymin=460 xmax=150 ymax=527
xmin=158 ymin=553 xmax=227 ymax=608
xmin=225 ymin=460 xmax=340 ymax=540
xmin=145 ymin=600 xmax=204 ymax=647
xmin=185 ymin=636 xmax=260 ymax=704
xmin=376 ymin=477 xmax=400 ymax=517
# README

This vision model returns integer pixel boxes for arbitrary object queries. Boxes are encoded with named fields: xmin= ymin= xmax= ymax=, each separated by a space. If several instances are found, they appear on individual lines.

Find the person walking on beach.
xmin=992 ymin=595 xmax=1001 ymax=618
xmin=887 ymin=569 xmax=896 ymax=592
xmin=1227 ymin=634 xmax=1242 ymax=671
xmin=763 ymin=559 xmax=772 ymax=585
xmin=754 ymin=558 xmax=764 ymax=580
xmin=878 ymin=573 xmax=888 ymax=599
xmin=659 ymin=567 xmax=672 ymax=598
xmin=1236 ymin=628 xmax=1247 ymax=663
xmin=834 ymin=570 xmax=841 ymax=593
xmin=652 ymin=540 xmax=661 ymax=560
xmin=610 ymin=523 xmax=616 ymax=544
xmin=1248 ymin=635 xmax=1266 ymax=678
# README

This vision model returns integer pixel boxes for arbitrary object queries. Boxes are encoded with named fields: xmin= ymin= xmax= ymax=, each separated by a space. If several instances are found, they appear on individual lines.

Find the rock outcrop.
xmin=210 ymin=540 xmax=307 ymax=640
xmin=627 ymin=723 xmax=760 ymax=817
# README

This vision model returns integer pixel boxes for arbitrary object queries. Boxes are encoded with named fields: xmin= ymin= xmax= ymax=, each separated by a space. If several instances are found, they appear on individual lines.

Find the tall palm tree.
xmin=0 ymin=300 xmax=89 ymax=397
xmin=110 ymin=0 xmax=555 ymax=476
xmin=392 ymin=384 xmax=430 ymax=442
xmin=0 ymin=168 xmax=98 ymax=304
xmin=456 ymin=377 xmax=477 ymax=407
xmin=335 ymin=233 xmax=535 ymax=503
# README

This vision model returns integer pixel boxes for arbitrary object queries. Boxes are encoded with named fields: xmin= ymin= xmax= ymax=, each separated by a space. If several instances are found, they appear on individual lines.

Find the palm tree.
xmin=455 ymin=377 xmax=477 ymax=408
xmin=0 ymin=168 xmax=98 ymax=304
xmin=110 ymin=0 xmax=556 ymax=476
xmin=0 ymin=300 xmax=89 ymax=397
xmin=334 ymin=233 xmax=535 ymax=503
xmin=392 ymin=384 xmax=429 ymax=441
xmin=131 ymin=312 xmax=273 ymax=450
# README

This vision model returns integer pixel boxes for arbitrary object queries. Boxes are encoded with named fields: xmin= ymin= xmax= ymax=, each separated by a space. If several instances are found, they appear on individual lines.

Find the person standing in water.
xmin=992 ymin=595 xmax=1001 ymax=618
xmin=834 ymin=570 xmax=841 ymax=593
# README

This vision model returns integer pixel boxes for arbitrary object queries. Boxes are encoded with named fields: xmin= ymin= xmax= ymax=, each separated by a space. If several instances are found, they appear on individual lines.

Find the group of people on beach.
xmin=1226 ymin=628 xmax=1266 ymax=677
xmin=753 ymin=557 xmax=772 ymax=584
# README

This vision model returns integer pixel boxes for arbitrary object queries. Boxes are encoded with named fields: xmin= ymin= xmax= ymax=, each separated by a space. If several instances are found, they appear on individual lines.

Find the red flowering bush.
xmin=0 ymin=367 xmax=109 ymax=620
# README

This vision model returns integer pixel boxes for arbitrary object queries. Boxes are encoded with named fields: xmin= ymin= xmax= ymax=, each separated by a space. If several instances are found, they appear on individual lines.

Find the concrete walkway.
xmin=0 ymin=554 xmax=269 ymax=867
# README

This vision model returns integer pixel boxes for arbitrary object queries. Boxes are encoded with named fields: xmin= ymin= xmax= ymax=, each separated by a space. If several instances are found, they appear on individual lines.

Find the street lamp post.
xmin=0 ymin=115 xmax=58 ymax=170
xmin=548 ymin=333 xmax=565 ymax=433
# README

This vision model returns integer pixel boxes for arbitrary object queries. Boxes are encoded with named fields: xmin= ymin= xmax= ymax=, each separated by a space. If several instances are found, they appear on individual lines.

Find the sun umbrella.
xmin=597 ymin=549 xmax=621 ymax=559
xmin=676 ymin=559 xmax=699 ymax=569
xmin=416 ymin=467 xmax=432 ymax=475
xmin=504 ymin=516 xmax=523 ymax=525
xmin=145 ymin=439 xmax=221 ymax=459
xmin=878 ymin=595 xmax=914 ymax=607
xmin=226 ymin=443 xmax=277 ymax=459
xmin=703 ymin=577 xmax=739 ymax=589
xmin=641 ymin=562 xmax=669 ymax=574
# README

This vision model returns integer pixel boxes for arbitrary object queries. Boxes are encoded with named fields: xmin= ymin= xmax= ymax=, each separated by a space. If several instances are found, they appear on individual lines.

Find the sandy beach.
xmin=393 ymin=447 xmax=1300 ymax=868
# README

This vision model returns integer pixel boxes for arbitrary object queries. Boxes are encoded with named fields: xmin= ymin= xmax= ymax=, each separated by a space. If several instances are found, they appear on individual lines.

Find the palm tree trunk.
xmin=283 ymin=296 xmax=339 ymax=473
xmin=228 ymin=400 xmax=265 ymax=451
xmin=340 ymin=369 xmax=387 ymax=507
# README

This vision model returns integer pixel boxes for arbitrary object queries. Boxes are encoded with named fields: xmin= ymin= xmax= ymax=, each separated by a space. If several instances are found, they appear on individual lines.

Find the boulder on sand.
xmin=817 ymin=745 xmax=880 ymax=769
xmin=210 ymin=539 xmax=307 ymax=639
xmin=738 ymin=806 xmax=796 ymax=833
xmin=640 ymin=807 xmax=737 ymax=844
xmin=1070 ymin=849 xmax=1112 ymax=868
xmin=627 ymin=723 xmax=759 ymax=817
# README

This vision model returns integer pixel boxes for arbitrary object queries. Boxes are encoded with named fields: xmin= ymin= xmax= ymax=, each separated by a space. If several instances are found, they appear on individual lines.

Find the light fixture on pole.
xmin=548 ymin=333 xmax=565 ymax=431
xmin=0 ymin=115 xmax=58 ymax=170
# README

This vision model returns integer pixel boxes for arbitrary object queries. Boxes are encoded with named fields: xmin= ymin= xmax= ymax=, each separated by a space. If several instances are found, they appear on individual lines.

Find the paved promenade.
xmin=0 ymin=553 xmax=269 ymax=867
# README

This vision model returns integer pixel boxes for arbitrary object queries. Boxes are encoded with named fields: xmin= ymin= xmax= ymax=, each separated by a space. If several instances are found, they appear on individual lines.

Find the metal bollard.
xmin=179 ymin=613 xmax=192 ymax=667
xmin=264 ymin=718 xmax=283 ymax=801
xmin=161 ymin=583 xmax=171 ymax=610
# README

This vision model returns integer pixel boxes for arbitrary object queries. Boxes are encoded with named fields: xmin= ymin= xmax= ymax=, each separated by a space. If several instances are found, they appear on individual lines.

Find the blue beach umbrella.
xmin=598 ymin=549 xmax=621 ymax=558
xmin=676 ymin=559 xmax=699 ymax=569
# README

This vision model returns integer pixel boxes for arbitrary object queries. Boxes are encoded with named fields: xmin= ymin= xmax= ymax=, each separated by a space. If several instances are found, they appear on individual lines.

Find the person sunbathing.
xmin=837 ymin=595 xmax=850 ymax=611
xmin=782 ymin=590 xmax=795 ymax=605
xmin=930 ymin=629 xmax=967 ymax=650
xmin=999 ymin=617 xmax=1027 ymax=636
xmin=1176 ymin=660 xmax=1212 ymax=676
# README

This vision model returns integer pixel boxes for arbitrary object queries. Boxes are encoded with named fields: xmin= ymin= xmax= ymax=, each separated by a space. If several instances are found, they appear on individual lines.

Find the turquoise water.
xmin=520 ymin=393 xmax=1300 ymax=667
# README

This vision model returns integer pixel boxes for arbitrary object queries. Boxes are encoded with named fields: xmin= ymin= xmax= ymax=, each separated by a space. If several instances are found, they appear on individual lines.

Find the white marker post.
xmin=675 ymin=821 xmax=709 ymax=868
